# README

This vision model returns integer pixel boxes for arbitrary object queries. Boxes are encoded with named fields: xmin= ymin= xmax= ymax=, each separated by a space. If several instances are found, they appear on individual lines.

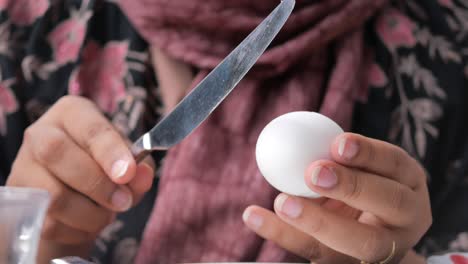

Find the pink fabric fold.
xmin=118 ymin=0 xmax=389 ymax=262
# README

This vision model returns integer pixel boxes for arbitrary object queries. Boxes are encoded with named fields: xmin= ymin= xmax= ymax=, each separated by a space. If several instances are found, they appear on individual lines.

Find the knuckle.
xmin=81 ymin=173 xmax=108 ymax=200
xmin=264 ymin=222 xmax=289 ymax=243
xmin=268 ymin=223 xmax=284 ymax=240
xmin=361 ymin=139 xmax=377 ymax=165
xmin=298 ymin=241 xmax=322 ymax=260
xmin=359 ymin=230 xmax=381 ymax=261
xmin=23 ymin=125 xmax=46 ymax=151
xmin=388 ymin=184 xmax=405 ymax=215
xmin=414 ymin=162 xmax=428 ymax=185
xmin=391 ymin=147 xmax=407 ymax=174
xmin=6 ymin=169 xmax=22 ymax=186
xmin=47 ymin=186 xmax=70 ymax=213
xmin=401 ymin=149 xmax=427 ymax=189
xmin=424 ymin=210 xmax=434 ymax=228
xmin=55 ymin=95 xmax=91 ymax=111
xmin=34 ymin=129 xmax=68 ymax=164
xmin=424 ymin=215 xmax=433 ymax=235
xmin=420 ymin=206 xmax=433 ymax=233
xmin=83 ymin=122 xmax=114 ymax=151
xmin=343 ymin=172 xmax=363 ymax=201
xmin=23 ymin=125 xmax=36 ymax=146
xmin=308 ymin=214 xmax=326 ymax=234
xmin=41 ymin=218 xmax=91 ymax=244
xmin=41 ymin=217 xmax=59 ymax=241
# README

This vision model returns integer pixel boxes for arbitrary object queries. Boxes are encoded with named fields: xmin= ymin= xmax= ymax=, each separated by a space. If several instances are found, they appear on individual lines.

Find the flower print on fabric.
xmin=48 ymin=0 xmax=92 ymax=66
xmin=5 ymin=0 xmax=49 ymax=26
xmin=375 ymin=6 xmax=449 ymax=160
xmin=69 ymin=41 xmax=129 ymax=114
xmin=0 ymin=72 xmax=17 ymax=136
xmin=450 ymin=233 xmax=468 ymax=252
xmin=438 ymin=0 xmax=454 ymax=8
xmin=376 ymin=8 xmax=417 ymax=50
xmin=0 ymin=0 xmax=7 ymax=10
xmin=21 ymin=0 xmax=92 ymax=82
xmin=368 ymin=63 xmax=388 ymax=88
xmin=0 ymin=20 xmax=13 ymax=58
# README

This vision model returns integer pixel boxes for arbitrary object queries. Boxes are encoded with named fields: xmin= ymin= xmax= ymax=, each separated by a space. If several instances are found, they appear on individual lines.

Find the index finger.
xmin=44 ymin=96 xmax=137 ymax=184
xmin=330 ymin=133 xmax=424 ymax=189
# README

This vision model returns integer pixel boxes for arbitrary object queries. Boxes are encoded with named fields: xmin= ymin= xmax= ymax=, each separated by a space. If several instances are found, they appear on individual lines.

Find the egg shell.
xmin=255 ymin=112 xmax=344 ymax=198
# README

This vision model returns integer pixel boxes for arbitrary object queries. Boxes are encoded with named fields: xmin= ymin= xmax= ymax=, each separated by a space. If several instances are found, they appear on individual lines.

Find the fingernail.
xmin=111 ymin=159 xmax=129 ymax=179
xmin=338 ymin=137 xmax=359 ymax=160
xmin=310 ymin=166 xmax=337 ymax=189
xmin=111 ymin=188 xmax=132 ymax=211
xmin=276 ymin=194 xmax=302 ymax=218
xmin=242 ymin=210 xmax=263 ymax=230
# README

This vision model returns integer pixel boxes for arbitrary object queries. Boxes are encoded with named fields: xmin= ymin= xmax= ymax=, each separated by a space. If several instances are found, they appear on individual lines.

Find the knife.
xmin=130 ymin=0 xmax=295 ymax=162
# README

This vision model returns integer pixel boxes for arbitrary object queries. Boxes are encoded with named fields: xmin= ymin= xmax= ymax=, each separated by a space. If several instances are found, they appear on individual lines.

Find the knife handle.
xmin=51 ymin=257 xmax=95 ymax=264
xmin=130 ymin=136 xmax=151 ymax=163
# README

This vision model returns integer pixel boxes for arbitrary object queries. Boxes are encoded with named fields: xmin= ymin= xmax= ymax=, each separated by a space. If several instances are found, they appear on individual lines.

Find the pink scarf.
xmin=119 ymin=0 xmax=388 ymax=262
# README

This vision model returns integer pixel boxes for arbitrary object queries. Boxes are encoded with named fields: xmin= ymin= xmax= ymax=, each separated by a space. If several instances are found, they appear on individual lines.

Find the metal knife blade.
xmin=131 ymin=0 xmax=295 ymax=162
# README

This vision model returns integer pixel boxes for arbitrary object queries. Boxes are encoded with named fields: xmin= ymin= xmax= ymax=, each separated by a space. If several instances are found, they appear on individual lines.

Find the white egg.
xmin=255 ymin=112 xmax=344 ymax=198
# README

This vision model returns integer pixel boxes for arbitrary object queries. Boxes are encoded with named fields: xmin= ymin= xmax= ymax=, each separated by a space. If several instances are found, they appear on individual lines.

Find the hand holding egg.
xmin=244 ymin=112 xmax=432 ymax=264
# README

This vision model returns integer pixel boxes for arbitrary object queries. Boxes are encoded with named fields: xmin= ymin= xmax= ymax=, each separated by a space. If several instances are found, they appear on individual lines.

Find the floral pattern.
xmin=0 ymin=21 xmax=13 ymax=58
xmin=450 ymin=233 xmax=468 ymax=252
xmin=0 ymin=73 xmax=16 ymax=135
xmin=376 ymin=8 xmax=417 ymax=50
xmin=69 ymin=41 xmax=129 ymax=114
xmin=2 ymin=0 xmax=49 ymax=26
xmin=0 ymin=0 xmax=467 ymax=263
xmin=375 ymin=7 xmax=448 ymax=159
xmin=367 ymin=63 xmax=388 ymax=88
xmin=0 ymin=2 xmax=161 ymax=261
xmin=47 ymin=1 xmax=92 ymax=66
xmin=438 ymin=0 xmax=455 ymax=8
xmin=414 ymin=27 xmax=462 ymax=63
xmin=0 ymin=0 xmax=6 ymax=9
xmin=372 ymin=0 xmax=468 ymax=258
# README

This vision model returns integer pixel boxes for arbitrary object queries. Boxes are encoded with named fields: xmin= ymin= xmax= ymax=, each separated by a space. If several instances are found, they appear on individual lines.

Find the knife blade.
xmin=131 ymin=0 xmax=295 ymax=162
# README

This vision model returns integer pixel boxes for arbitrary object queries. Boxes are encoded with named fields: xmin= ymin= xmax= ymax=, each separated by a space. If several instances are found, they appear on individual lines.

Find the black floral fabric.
xmin=0 ymin=0 xmax=468 ymax=263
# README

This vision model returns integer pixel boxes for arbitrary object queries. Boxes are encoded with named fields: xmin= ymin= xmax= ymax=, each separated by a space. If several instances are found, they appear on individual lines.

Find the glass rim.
xmin=0 ymin=186 xmax=50 ymax=199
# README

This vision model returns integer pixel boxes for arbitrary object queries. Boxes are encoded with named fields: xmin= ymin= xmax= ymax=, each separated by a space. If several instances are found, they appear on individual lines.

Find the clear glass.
xmin=0 ymin=187 xmax=50 ymax=264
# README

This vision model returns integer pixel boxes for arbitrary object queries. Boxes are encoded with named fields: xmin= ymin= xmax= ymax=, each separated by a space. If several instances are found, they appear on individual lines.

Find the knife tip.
xmin=281 ymin=0 xmax=295 ymax=6
xmin=280 ymin=0 xmax=295 ymax=12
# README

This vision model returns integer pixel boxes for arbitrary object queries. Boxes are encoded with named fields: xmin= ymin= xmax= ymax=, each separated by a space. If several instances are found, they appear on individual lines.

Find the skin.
xmin=6 ymin=96 xmax=155 ymax=263
xmin=5 ymin=46 xmax=192 ymax=263
xmin=6 ymin=48 xmax=432 ymax=263
xmin=4 ymin=47 xmax=191 ymax=263
xmin=243 ymin=133 xmax=432 ymax=263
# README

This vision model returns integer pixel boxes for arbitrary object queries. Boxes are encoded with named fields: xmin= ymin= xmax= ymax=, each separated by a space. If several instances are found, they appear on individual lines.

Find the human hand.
xmin=243 ymin=133 xmax=432 ymax=263
xmin=6 ymin=96 xmax=155 ymax=261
